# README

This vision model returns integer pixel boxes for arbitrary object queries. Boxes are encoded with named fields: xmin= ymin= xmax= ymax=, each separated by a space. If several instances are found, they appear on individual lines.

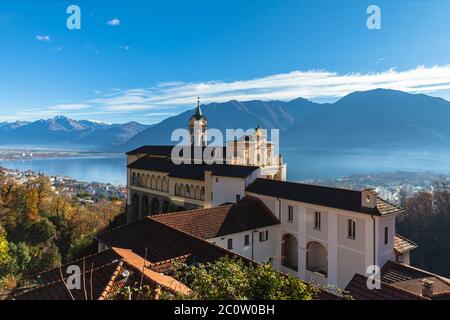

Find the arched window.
xmin=281 ymin=234 xmax=298 ymax=271
xmin=151 ymin=175 xmax=156 ymax=189
xmin=200 ymin=187 xmax=205 ymax=200
xmin=150 ymin=198 xmax=160 ymax=214
xmin=156 ymin=176 xmax=162 ymax=190
xmin=179 ymin=184 xmax=184 ymax=197
xmin=131 ymin=172 xmax=136 ymax=185
xmin=162 ymin=177 xmax=168 ymax=192
xmin=185 ymin=185 xmax=190 ymax=198
xmin=195 ymin=186 xmax=200 ymax=199
xmin=306 ymin=242 xmax=328 ymax=276
xmin=141 ymin=196 xmax=149 ymax=216
xmin=131 ymin=193 xmax=140 ymax=221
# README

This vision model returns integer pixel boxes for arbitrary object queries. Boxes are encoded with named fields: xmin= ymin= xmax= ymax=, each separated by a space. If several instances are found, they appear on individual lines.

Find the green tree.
xmin=7 ymin=242 xmax=32 ymax=275
xmin=67 ymin=231 xmax=96 ymax=261
xmin=36 ymin=243 xmax=61 ymax=271
xmin=174 ymin=256 xmax=316 ymax=300
xmin=25 ymin=218 xmax=56 ymax=245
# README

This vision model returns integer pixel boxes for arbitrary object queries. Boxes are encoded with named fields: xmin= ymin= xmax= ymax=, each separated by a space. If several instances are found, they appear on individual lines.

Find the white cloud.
xmin=36 ymin=35 xmax=51 ymax=42
xmin=107 ymin=18 xmax=120 ymax=26
xmin=120 ymin=45 xmax=130 ymax=50
xmin=85 ymin=65 xmax=450 ymax=111
xmin=48 ymin=104 xmax=91 ymax=111
xmin=6 ymin=65 xmax=450 ymax=121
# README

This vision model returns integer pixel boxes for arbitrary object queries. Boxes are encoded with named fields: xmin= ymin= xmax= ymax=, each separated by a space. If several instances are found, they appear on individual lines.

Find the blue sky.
xmin=1 ymin=0 xmax=450 ymax=124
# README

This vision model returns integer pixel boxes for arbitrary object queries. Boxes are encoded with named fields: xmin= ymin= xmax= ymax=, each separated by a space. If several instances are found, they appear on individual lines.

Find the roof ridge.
xmin=18 ymin=260 xmax=124 ymax=297
xmin=394 ymin=233 xmax=418 ymax=247
xmin=242 ymin=195 xmax=280 ymax=224
xmin=112 ymin=247 xmax=191 ymax=295
xmin=148 ymin=254 xmax=191 ymax=268
xmin=149 ymin=218 xmax=256 ymax=265
xmin=351 ymin=273 xmax=427 ymax=300
xmin=97 ymin=215 xmax=152 ymax=239
xmin=98 ymin=261 xmax=125 ymax=300
xmin=377 ymin=196 xmax=404 ymax=212
xmin=34 ymin=249 xmax=119 ymax=276
xmin=150 ymin=204 xmax=233 ymax=219
xmin=392 ymin=261 xmax=450 ymax=285
xmin=253 ymin=178 xmax=362 ymax=193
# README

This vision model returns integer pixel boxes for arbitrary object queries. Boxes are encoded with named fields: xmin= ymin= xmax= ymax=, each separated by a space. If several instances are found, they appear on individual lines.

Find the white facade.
xmin=246 ymin=191 xmax=398 ymax=289
xmin=206 ymin=225 xmax=281 ymax=268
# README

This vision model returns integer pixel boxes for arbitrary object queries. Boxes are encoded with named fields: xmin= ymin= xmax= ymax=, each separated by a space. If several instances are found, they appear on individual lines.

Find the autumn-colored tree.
xmin=397 ymin=179 xmax=450 ymax=276
xmin=0 ymin=225 xmax=11 ymax=269
xmin=0 ymin=170 xmax=125 ymax=291
xmin=26 ymin=189 xmax=40 ymax=222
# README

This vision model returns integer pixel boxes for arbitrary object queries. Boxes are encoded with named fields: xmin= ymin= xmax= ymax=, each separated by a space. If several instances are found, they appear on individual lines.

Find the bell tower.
xmin=189 ymin=97 xmax=208 ymax=146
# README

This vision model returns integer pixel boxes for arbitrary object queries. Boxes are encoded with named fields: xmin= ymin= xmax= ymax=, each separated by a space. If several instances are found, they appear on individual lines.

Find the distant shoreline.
xmin=0 ymin=148 xmax=124 ymax=161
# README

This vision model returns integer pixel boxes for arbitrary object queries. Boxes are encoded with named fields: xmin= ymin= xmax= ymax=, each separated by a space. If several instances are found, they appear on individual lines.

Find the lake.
xmin=0 ymin=156 xmax=127 ymax=185
xmin=1 ymin=148 xmax=450 ymax=185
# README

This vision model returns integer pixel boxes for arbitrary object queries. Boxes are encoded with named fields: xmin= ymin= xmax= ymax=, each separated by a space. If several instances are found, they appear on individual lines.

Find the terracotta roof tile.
xmin=97 ymin=217 xmax=251 ymax=265
xmin=394 ymin=234 xmax=418 ymax=254
xmin=151 ymin=197 xmax=279 ymax=239
xmin=345 ymin=273 xmax=425 ymax=300
xmin=110 ymin=247 xmax=191 ymax=295
xmin=381 ymin=261 xmax=450 ymax=299
xmin=15 ymin=247 xmax=190 ymax=300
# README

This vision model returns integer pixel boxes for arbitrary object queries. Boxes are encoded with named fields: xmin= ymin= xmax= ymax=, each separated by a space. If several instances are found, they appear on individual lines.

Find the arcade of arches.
xmin=281 ymin=233 xmax=328 ymax=276
xmin=130 ymin=192 xmax=180 ymax=220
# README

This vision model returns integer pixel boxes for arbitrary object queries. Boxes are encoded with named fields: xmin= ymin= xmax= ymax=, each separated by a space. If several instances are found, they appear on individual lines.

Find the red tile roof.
xmin=381 ymin=261 xmax=450 ymax=299
xmin=345 ymin=273 xmax=425 ymax=300
xmin=394 ymin=234 xmax=418 ymax=254
xmin=97 ymin=216 xmax=252 ymax=265
xmin=151 ymin=197 xmax=279 ymax=239
xmin=14 ymin=247 xmax=190 ymax=300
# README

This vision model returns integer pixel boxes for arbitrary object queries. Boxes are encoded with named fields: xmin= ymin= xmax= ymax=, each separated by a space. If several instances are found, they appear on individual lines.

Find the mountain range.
xmin=2 ymin=89 xmax=450 ymax=153
xmin=121 ymin=89 xmax=450 ymax=152
xmin=0 ymin=116 xmax=149 ymax=150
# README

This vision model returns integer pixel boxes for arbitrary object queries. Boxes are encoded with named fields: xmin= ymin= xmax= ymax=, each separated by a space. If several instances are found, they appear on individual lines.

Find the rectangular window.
xmin=259 ymin=230 xmax=268 ymax=242
xmin=215 ymin=177 xmax=219 ymax=182
xmin=227 ymin=238 xmax=233 ymax=250
xmin=236 ymin=194 xmax=241 ymax=203
xmin=347 ymin=219 xmax=356 ymax=239
xmin=314 ymin=211 xmax=321 ymax=230
xmin=384 ymin=226 xmax=389 ymax=245
xmin=211 ymin=192 xmax=213 ymax=200
xmin=244 ymin=234 xmax=250 ymax=246
xmin=287 ymin=206 xmax=293 ymax=223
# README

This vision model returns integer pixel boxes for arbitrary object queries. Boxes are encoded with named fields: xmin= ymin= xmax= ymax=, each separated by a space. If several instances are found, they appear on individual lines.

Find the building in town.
xmin=125 ymin=101 xmax=286 ymax=221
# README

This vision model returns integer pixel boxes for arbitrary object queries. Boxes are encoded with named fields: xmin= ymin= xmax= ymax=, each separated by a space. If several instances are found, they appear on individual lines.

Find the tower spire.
xmin=189 ymin=97 xmax=207 ymax=146
xmin=193 ymin=97 xmax=204 ymax=120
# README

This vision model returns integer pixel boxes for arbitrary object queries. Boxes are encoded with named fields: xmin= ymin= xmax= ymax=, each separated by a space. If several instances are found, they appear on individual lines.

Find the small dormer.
xmin=362 ymin=188 xmax=377 ymax=209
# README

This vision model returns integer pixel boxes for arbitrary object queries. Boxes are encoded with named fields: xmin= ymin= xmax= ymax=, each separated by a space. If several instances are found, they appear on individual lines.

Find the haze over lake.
xmin=1 ymin=148 xmax=450 ymax=186
xmin=0 ymin=156 xmax=127 ymax=185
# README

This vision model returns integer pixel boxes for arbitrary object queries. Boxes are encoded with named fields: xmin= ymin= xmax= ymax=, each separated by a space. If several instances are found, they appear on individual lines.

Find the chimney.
xmin=422 ymin=279 xmax=434 ymax=298
xmin=362 ymin=188 xmax=377 ymax=209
